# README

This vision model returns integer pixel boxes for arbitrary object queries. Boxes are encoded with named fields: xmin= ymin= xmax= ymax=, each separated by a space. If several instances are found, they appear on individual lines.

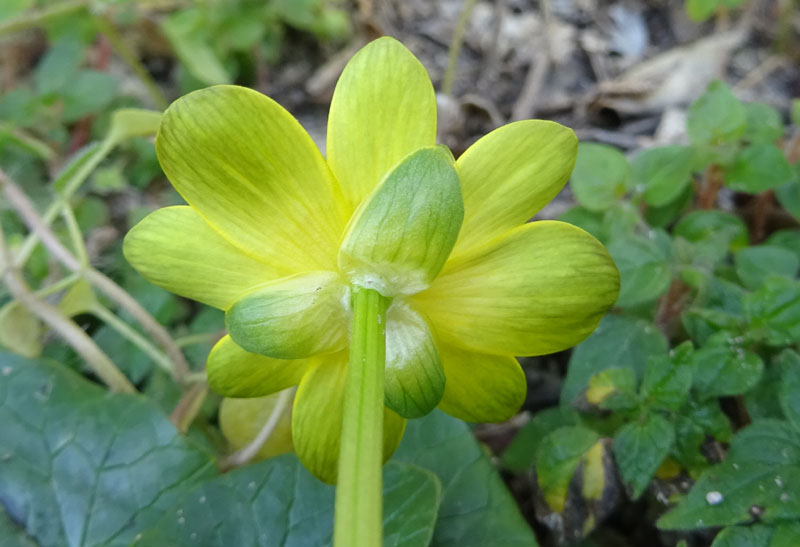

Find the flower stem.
xmin=334 ymin=287 xmax=389 ymax=547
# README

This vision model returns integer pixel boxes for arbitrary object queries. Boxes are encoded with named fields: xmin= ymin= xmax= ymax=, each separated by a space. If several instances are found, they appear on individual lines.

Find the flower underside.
xmin=124 ymin=36 xmax=620 ymax=484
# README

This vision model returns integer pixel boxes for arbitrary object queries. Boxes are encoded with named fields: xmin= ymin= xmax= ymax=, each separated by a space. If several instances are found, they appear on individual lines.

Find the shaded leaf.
xmin=725 ymin=144 xmax=794 ymax=194
xmin=687 ymin=81 xmax=746 ymax=146
xmin=632 ymin=145 xmax=694 ymax=207
xmin=570 ymin=143 xmax=631 ymax=211
xmin=502 ymin=407 xmax=581 ymax=472
xmin=735 ymin=246 xmax=798 ymax=290
xmin=606 ymin=233 xmax=671 ymax=307
xmin=691 ymin=332 xmax=764 ymax=399
xmin=613 ymin=413 xmax=674 ymax=498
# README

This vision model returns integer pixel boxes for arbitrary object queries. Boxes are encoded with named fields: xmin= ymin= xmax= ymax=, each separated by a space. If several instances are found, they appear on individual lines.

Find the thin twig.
xmin=0 ymin=226 xmax=135 ymax=393
xmin=0 ymin=169 xmax=191 ymax=382
xmin=220 ymin=389 xmax=294 ymax=471
xmin=441 ymin=0 xmax=479 ymax=96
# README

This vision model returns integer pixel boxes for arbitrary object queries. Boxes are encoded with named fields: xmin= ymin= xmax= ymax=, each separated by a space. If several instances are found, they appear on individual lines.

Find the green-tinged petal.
xmin=206 ymin=335 xmax=309 ymax=397
xmin=414 ymin=220 xmax=620 ymax=356
xmin=452 ymin=120 xmax=578 ymax=256
xmin=436 ymin=344 xmax=526 ymax=422
xmin=156 ymin=85 xmax=346 ymax=272
xmin=226 ymin=271 xmax=348 ymax=359
xmin=123 ymin=206 xmax=277 ymax=309
xmin=339 ymin=147 xmax=464 ymax=297
xmin=384 ymin=301 xmax=445 ymax=418
xmin=327 ymin=36 xmax=436 ymax=212
xmin=292 ymin=352 xmax=407 ymax=484
xmin=219 ymin=392 xmax=294 ymax=460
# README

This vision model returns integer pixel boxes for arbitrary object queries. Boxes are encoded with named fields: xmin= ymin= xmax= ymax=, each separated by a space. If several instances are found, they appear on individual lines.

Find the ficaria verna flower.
xmin=124 ymin=37 xmax=620 ymax=484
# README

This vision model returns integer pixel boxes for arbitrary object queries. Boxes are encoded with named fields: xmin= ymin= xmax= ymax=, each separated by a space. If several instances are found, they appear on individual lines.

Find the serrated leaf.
xmin=0 ymin=352 xmax=217 ymax=546
xmin=394 ymin=411 xmax=539 ymax=547
xmin=570 ymin=142 xmax=632 ymax=211
xmin=632 ymin=145 xmax=694 ymax=207
xmin=744 ymin=277 xmax=800 ymax=347
xmin=502 ymin=407 xmax=581 ymax=472
xmin=606 ymin=233 xmax=671 ymax=307
xmin=777 ymin=350 xmax=800 ymax=432
xmin=535 ymin=426 xmax=600 ymax=512
xmin=711 ymin=525 xmax=774 ymax=547
xmin=659 ymin=420 xmax=800 ymax=530
xmin=674 ymin=210 xmax=749 ymax=252
xmin=641 ymin=342 xmax=693 ymax=411
xmin=725 ymin=144 xmax=794 ymax=194
xmin=691 ymin=332 xmax=764 ymax=399
xmin=585 ymin=367 xmax=638 ymax=411
xmin=687 ymin=81 xmax=746 ymax=146
xmin=613 ymin=414 xmax=674 ymax=498
xmin=134 ymin=459 xmax=441 ymax=547
xmin=735 ymin=246 xmax=799 ymax=290
xmin=672 ymin=400 xmax=731 ymax=472
xmin=562 ymin=314 xmax=668 ymax=405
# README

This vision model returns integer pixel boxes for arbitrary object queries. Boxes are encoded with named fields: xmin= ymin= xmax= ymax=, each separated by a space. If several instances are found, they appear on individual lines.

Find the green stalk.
xmin=334 ymin=287 xmax=389 ymax=547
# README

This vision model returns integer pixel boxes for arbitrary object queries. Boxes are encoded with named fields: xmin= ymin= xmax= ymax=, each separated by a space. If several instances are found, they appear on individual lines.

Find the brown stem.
xmin=169 ymin=381 xmax=208 ymax=433
xmin=699 ymin=164 xmax=724 ymax=210
xmin=655 ymin=278 xmax=690 ymax=337
xmin=751 ymin=190 xmax=774 ymax=243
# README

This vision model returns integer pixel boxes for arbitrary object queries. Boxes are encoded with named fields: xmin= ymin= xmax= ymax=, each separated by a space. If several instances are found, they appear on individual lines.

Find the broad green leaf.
xmin=772 ymin=521 xmax=800 ymax=547
xmin=161 ymin=9 xmax=231 ymax=85
xmin=682 ymin=276 xmax=747 ymax=344
xmin=725 ymin=144 xmax=794 ymax=193
xmin=339 ymin=147 xmax=463 ymax=297
xmin=226 ymin=271 xmax=349 ymax=359
xmin=0 ymin=352 xmax=216 ymax=546
xmin=562 ymin=314 xmax=668 ymax=405
xmin=502 ymin=407 xmax=581 ymax=471
xmin=106 ymin=109 xmax=162 ymax=146
xmin=710 ymin=525 xmax=774 ymax=547
xmin=744 ymin=363 xmax=784 ymax=420
xmin=61 ymin=70 xmax=118 ymax=122
xmin=34 ymin=37 xmax=83 ymax=95
xmin=394 ymin=411 xmax=539 ymax=547
xmin=673 ymin=400 xmax=732 ymax=472
xmin=558 ymin=206 xmax=604 ymax=240
xmin=570 ymin=142 xmax=632 ymax=211
xmin=606 ymin=233 xmax=671 ymax=307
xmin=534 ymin=426 xmax=600 ymax=512
xmin=744 ymin=277 xmax=800 ymax=346
xmin=735 ymin=246 xmax=799 ymax=290
xmin=744 ymin=102 xmax=784 ymax=144
xmin=766 ymin=229 xmax=800 ymax=261
xmin=134 ymin=459 xmax=441 ymax=547
xmin=687 ymin=81 xmax=746 ymax=146
xmin=658 ymin=420 xmax=800 ymax=530
xmin=585 ymin=367 xmax=638 ymax=411
xmin=776 ymin=179 xmax=800 ymax=222
xmin=631 ymin=145 xmax=694 ymax=207
xmin=644 ymin=183 xmax=693 ymax=228
xmin=0 ymin=506 xmax=37 ymax=547
xmin=674 ymin=210 xmax=749 ymax=252
xmin=691 ymin=332 xmax=764 ymax=399
xmin=613 ymin=413 xmax=674 ymax=498
xmin=640 ymin=342 xmax=693 ymax=411
xmin=778 ymin=350 xmax=800 ymax=432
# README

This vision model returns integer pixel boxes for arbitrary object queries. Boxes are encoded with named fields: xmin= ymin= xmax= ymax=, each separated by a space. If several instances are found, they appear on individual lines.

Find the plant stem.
xmin=334 ymin=288 xmax=388 ymax=547
xmin=441 ymin=0 xmax=478 ymax=96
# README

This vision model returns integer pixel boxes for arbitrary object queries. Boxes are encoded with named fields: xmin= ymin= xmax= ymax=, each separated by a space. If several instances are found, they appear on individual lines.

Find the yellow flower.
xmin=124 ymin=37 xmax=619 ymax=483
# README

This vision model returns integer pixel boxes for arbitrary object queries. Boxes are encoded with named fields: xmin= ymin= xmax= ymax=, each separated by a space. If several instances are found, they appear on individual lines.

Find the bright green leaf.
xmin=585 ymin=367 xmax=638 ymax=411
xmin=0 ymin=304 xmax=42 ymax=358
xmin=744 ymin=102 xmax=784 ymax=144
xmin=606 ymin=233 xmax=671 ymax=307
xmin=686 ymin=0 xmax=719 ymax=21
xmin=725 ymin=144 xmax=794 ymax=193
xmin=632 ymin=145 xmax=694 ymax=207
xmin=687 ymin=81 xmax=746 ymax=146
xmin=674 ymin=210 xmax=749 ymax=252
xmin=735 ymin=246 xmax=799 ymax=290
xmin=570 ymin=142 xmax=632 ymax=211
xmin=776 ymin=179 xmax=800 ymax=222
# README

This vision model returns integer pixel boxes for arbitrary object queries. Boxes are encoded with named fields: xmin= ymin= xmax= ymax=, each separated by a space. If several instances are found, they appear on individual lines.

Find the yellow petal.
xmin=226 ymin=271 xmax=348 ymax=359
xmin=327 ymin=37 xmax=436 ymax=213
xmin=156 ymin=85 xmax=346 ymax=272
xmin=414 ymin=221 xmax=620 ymax=356
xmin=452 ymin=120 xmax=578 ymax=256
xmin=123 ymin=206 xmax=277 ymax=309
xmin=292 ymin=351 xmax=407 ymax=484
xmin=206 ymin=335 xmax=309 ymax=397
xmin=384 ymin=301 xmax=445 ymax=418
xmin=219 ymin=392 xmax=294 ymax=461
xmin=436 ymin=344 xmax=526 ymax=422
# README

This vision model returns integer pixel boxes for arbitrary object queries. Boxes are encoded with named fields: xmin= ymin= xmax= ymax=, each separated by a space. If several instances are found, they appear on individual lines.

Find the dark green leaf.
xmin=765 ymin=229 xmax=800 ymax=261
xmin=61 ymin=70 xmax=118 ymax=122
xmin=0 ymin=352 xmax=216 ymax=547
xmin=394 ymin=411 xmax=539 ymax=547
xmin=658 ymin=420 xmax=800 ymax=530
xmin=535 ymin=426 xmax=600 ymax=512
xmin=632 ymin=145 xmax=694 ymax=207
xmin=641 ymin=342 xmax=693 ymax=411
xmin=562 ymin=315 xmax=668 ymax=405
xmin=570 ymin=142 xmax=632 ymax=211
xmin=0 ymin=506 xmax=37 ymax=547
xmin=135 ymin=459 xmax=441 ymax=547
xmin=672 ymin=400 xmax=732 ymax=472
xmin=503 ymin=407 xmax=581 ymax=472
xmin=776 ymin=179 xmax=800 ymax=222
xmin=687 ymin=81 xmax=746 ymax=146
xmin=744 ymin=277 xmax=800 ymax=346
xmin=674 ymin=210 xmax=749 ymax=252
xmin=725 ymin=144 xmax=794 ymax=194
xmin=772 ymin=521 xmax=800 ymax=547
xmin=606 ymin=233 xmax=671 ymax=307
xmin=710 ymin=525 xmax=774 ymax=547
xmin=691 ymin=332 xmax=764 ymax=399
xmin=778 ymin=350 xmax=800 ymax=432
xmin=735 ymin=246 xmax=799 ymax=290
xmin=613 ymin=413 xmax=674 ymax=498
xmin=585 ymin=367 xmax=638 ymax=411
xmin=559 ymin=206 xmax=604 ymax=241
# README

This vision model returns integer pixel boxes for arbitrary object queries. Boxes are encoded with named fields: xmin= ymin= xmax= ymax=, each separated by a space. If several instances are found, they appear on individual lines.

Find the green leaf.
xmin=778 ymin=350 xmax=800 ymax=432
xmin=134 ymin=459 xmax=441 ymax=547
xmin=394 ymin=411 xmax=539 ymax=547
xmin=562 ymin=314 xmax=668 ymax=405
xmin=691 ymin=332 xmax=764 ymax=399
xmin=674 ymin=210 xmax=749 ymax=252
xmin=672 ymin=400 xmax=732 ymax=472
xmin=606 ymin=233 xmax=671 ymax=307
xmin=658 ymin=420 xmax=800 ymax=530
xmin=570 ymin=142 xmax=632 ymax=211
xmin=535 ymin=426 xmax=600 ymax=512
xmin=502 ymin=407 xmax=581 ymax=472
xmin=772 ymin=521 xmax=800 ymax=547
xmin=161 ymin=9 xmax=231 ymax=85
xmin=34 ymin=37 xmax=83 ymax=95
xmin=686 ymin=0 xmax=719 ymax=21
xmin=339 ymin=147 xmax=463 ymax=297
xmin=641 ymin=342 xmax=693 ymax=411
xmin=744 ymin=277 xmax=800 ymax=346
xmin=765 ymin=229 xmax=800 ymax=261
xmin=776 ymin=179 xmax=800 ymax=222
xmin=61 ymin=70 xmax=118 ymax=122
xmin=735 ymin=246 xmax=799 ymax=290
xmin=682 ymin=276 xmax=747 ymax=344
xmin=585 ymin=367 xmax=638 ymax=411
xmin=106 ymin=109 xmax=162 ymax=146
xmin=0 ymin=304 xmax=42 ymax=358
xmin=0 ymin=352 xmax=217 ymax=546
xmin=744 ymin=102 xmax=784 ymax=144
xmin=632 ymin=145 xmax=694 ymax=207
xmin=687 ymin=81 xmax=747 ymax=146
xmin=558 ymin=206 xmax=604 ymax=240
xmin=710 ymin=525 xmax=774 ymax=547
xmin=613 ymin=413 xmax=675 ymax=498
xmin=725 ymin=144 xmax=794 ymax=193
xmin=0 ymin=505 xmax=37 ymax=547
xmin=793 ymin=99 xmax=800 ymax=127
